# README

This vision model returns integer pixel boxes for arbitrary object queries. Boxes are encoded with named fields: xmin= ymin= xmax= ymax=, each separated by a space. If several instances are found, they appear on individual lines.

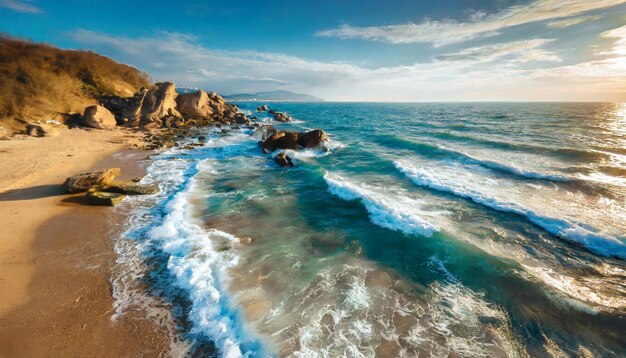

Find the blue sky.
xmin=1 ymin=0 xmax=626 ymax=101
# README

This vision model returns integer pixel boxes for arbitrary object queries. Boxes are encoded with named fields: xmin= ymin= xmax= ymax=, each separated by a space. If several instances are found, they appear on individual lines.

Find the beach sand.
xmin=0 ymin=127 xmax=171 ymax=357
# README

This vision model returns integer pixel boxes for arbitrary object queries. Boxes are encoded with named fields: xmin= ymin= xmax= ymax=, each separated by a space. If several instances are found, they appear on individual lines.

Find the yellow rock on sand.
xmin=62 ymin=168 xmax=121 ymax=193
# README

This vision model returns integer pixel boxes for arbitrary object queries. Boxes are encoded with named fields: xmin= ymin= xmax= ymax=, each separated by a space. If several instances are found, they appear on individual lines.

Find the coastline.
xmin=0 ymin=127 xmax=171 ymax=356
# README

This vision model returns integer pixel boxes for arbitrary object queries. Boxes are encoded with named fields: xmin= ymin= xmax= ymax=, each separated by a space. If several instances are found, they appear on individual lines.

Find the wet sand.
xmin=0 ymin=127 xmax=171 ymax=357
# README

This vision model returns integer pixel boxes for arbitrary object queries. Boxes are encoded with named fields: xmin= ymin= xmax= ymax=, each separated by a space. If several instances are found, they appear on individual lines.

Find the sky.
xmin=1 ymin=0 xmax=626 ymax=102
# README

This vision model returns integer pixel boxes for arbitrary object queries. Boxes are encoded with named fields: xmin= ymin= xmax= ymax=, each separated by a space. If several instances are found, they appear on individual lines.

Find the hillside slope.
xmin=0 ymin=36 xmax=150 ymax=126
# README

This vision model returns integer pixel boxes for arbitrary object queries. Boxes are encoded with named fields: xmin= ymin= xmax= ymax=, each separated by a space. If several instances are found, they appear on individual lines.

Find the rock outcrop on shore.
xmin=101 ymin=82 xmax=181 ymax=127
xmin=62 ymin=168 xmax=160 ymax=205
xmin=62 ymin=168 xmax=121 ymax=194
xmin=98 ymin=84 xmax=245 ymax=131
xmin=82 ymin=105 xmax=116 ymax=129
xmin=176 ymin=90 xmax=213 ymax=118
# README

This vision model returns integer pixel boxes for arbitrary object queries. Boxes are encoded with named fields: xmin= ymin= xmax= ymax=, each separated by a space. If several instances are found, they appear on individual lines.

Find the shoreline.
xmin=0 ymin=127 xmax=171 ymax=356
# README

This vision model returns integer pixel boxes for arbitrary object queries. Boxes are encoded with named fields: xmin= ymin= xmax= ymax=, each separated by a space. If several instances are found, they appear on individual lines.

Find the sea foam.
xmin=324 ymin=172 xmax=438 ymax=237
xmin=148 ymin=182 xmax=261 ymax=357
xmin=394 ymin=160 xmax=626 ymax=260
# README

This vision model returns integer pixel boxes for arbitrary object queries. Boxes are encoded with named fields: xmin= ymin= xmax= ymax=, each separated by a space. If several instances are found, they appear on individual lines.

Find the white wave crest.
xmin=324 ymin=172 xmax=438 ymax=237
xmin=148 ymin=179 xmax=262 ymax=357
xmin=394 ymin=160 xmax=626 ymax=260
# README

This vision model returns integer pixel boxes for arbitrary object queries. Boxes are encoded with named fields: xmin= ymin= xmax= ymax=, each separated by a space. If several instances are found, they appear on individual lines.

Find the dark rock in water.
xmin=261 ymin=131 xmax=285 ymax=152
xmin=297 ymin=129 xmax=328 ymax=149
xmin=272 ymin=111 xmax=292 ymax=122
xmin=274 ymin=152 xmax=294 ymax=167
xmin=131 ymin=176 xmax=143 ymax=182
xmin=262 ymin=131 xmax=299 ymax=151
xmin=273 ymin=131 xmax=299 ymax=149
xmin=87 ymin=191 xmax=126 ymax=206
xmin=198 ymin=136 xmax=207 ymax=142
xmin=102 ymin=182 xmax=160 ymax=195
xmin=62 ymin=168 xmax=121 ymax=193
xmin=234 ymin=114 xmax=248 ymax=124
xmin=252 ymin=125 xmax=279 ymax=141
xmin=256 ymin=105 xmax=269 ymax=112
xmin=258 ymin=128 xmax=328 ymax=153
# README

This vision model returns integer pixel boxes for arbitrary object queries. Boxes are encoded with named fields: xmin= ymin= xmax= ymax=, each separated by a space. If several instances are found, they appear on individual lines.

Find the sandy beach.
xmin=0 ymin=127 xmax=171 ymax=357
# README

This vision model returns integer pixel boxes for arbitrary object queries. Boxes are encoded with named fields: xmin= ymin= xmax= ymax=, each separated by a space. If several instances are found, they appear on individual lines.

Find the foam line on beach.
xmin=114 ymin=129 xmax=266 ymax=357
xmin=148 ymin=179 xmax=262 ymax=357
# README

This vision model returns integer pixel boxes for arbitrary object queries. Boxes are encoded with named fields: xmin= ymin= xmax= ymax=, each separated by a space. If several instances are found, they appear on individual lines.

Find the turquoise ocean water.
xmin=115 ymin=102 xmax=626 ymax=357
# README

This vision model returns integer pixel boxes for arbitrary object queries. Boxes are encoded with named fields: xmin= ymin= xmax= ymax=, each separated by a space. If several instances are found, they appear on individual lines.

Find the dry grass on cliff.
xmin=0 ymin=35 xmax=151 ymax=126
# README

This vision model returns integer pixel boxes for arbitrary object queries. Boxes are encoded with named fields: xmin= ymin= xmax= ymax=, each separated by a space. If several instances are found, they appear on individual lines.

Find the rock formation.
xmin=82 ymin=105 xmax=116 ymax=129
xmin=176 ymin=90 xmax=213 ymax=118
xmin=62 ymin=168 xmax=121 ymax=193
xmin=100 ymin=85 xmax=246 ymax=129
xmin=101 ymin=182 xmax=160 ymax=195
xmin=269 ymin=110 xmax=292 ymax=122
xmin=87 ymin=191 xmax=126 ymax=206
xmin=252 ymin=125 xmax=279 ymax=141
xmin=259 ymin=128 xmax=328 ymax=153
xmin=138 ymin=82 xmax=181 ymax=126
xmin=297 ymin=129 xmax=328 ymax=148
xmin=274 ymin=152 xmax=294 ymax=167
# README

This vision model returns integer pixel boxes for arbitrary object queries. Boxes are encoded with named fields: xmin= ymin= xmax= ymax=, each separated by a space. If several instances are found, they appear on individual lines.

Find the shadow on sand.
xmin=0 ymin=184 xmax=64 ymax=201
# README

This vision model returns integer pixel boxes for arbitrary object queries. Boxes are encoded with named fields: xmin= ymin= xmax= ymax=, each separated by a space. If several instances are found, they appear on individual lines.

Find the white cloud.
xmin=546 ymin=15 xmax=603 ymax=28
xmin=315 ymin=0 xmax=626 ymax=46
xmin=436 ymin=39 xmax=562 ymax=63
xmin=67 ymin=29 xmax=625 ymax=102
xmin=0 ymin=0 xmax=41 ymax=13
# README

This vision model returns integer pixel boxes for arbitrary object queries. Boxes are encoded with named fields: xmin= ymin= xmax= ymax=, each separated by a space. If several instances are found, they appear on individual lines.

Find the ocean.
xmin=113 ymin=102 xmax=626 ymax=357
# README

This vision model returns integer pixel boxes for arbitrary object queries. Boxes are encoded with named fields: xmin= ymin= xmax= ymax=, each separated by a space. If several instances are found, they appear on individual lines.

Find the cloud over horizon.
xmin=67 ymin=27 xmax=626 ymax=102
xmin=315 ymin=0 xmax=626 ymax=46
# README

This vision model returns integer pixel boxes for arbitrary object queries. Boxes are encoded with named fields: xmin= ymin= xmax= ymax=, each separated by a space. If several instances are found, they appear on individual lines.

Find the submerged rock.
xmin=82 ymin=105 xmax=116 ymax=129
xmin=256 ymin=105 xmax=269 ymax=112
xmin=274 ymin=152 xmax=294 ymax=167
xmin=87 ymin=191 xmax=126 ymax=206
xmin=62 ymin=168 xmax=121 ymax=193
